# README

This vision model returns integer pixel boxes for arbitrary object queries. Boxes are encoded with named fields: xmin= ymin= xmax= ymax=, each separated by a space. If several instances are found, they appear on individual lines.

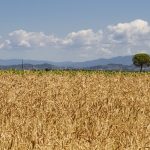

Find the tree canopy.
xmin=132 ymin=53 xmax=150 ymax=72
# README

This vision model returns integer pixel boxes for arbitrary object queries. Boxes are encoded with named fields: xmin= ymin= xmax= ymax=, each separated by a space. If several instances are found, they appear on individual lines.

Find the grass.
xmin=0 ymin=70 xmax=150 ymax=149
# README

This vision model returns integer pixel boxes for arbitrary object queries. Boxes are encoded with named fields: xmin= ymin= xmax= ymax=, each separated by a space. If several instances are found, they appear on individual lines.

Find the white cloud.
xmin=108 ymin=19 xmax=150 ymax=34
xmin=0 ymin=37 xmax=11 ymax=49
xmin=105 ymin=19 xmax=150 ymax=57
xmin=1 ymin=19 xmax=150 ymax=61
xmin=9 ymin=29 xmax=61 ymax=48
xmin=65 ymin=29 xmax=103 ymax=46
xmin=107 ymin=19 xmax=150 ymax=44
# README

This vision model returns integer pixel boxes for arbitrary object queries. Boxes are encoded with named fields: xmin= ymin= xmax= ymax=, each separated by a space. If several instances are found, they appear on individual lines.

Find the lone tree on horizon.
xmin=132 ymin=53 xmax=150 ymax=72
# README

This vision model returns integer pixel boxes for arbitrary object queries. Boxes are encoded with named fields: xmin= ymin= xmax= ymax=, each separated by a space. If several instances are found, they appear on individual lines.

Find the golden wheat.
xmin=0 ymin=71 xmax=150 ymax=150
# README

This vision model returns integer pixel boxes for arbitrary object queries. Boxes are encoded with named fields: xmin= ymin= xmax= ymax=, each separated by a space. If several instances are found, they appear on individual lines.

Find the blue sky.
xmin=0 ymin=0 xmax=150 ymax=61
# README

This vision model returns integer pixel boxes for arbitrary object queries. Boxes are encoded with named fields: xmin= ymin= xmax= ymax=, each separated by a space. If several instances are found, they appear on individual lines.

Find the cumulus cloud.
xmin=0 ymin=37 xmax=11 ymax=49
xmin=65 ymin=29 xmax=103 ymax=46
xmin=9 ymin=29 xmax=61 ymax=48
xmin=1 ymin=19 xmax=150 ymax=60
xmin=106 ymin=19 xmax=150 ymax=56
xmin=7 ymin=29 xmax=104 ymax=50
xmin=107 ymin=19 xmax=150 ymax=44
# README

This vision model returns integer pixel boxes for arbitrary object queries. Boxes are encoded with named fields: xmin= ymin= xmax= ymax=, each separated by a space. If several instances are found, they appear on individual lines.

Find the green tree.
xmin=132 ymin=53 xmax=150 ymax=72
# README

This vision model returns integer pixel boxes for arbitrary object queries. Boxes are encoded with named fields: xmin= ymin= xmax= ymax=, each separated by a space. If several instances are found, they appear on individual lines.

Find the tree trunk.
xmin=140 ymin=64 xmax=143 ymax=72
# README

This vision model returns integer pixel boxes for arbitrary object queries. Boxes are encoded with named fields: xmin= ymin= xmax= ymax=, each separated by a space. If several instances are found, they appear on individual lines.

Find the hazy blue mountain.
xmin=60 ymin=56 xmax=133 ymax=68
xmin=0 ymin=56 xmax=132 ymax=68
xmin=0 ymin=59 xmax=50 ymax=66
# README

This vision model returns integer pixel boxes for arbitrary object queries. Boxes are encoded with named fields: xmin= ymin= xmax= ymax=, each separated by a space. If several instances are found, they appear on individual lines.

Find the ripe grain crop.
xmin=0 ymin=71 xmax=150 ymax=150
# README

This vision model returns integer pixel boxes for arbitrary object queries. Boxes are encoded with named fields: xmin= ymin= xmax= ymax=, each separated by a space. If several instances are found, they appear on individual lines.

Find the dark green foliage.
xmin=132 ymin=53 xmax=150 ymax=72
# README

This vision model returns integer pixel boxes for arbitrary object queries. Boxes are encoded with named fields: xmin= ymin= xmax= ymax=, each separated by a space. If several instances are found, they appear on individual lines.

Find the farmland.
xmin=0 ymin=70 xmax=150 ymax=150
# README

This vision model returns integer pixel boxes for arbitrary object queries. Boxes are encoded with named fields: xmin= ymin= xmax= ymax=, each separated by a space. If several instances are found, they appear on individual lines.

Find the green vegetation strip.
xmin=0 ymin=69 xmax=150 ymax=76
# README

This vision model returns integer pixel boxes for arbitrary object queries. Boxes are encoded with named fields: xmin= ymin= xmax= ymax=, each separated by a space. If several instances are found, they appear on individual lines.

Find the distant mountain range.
xmin=0 ymin=55 xmax=142 ymax=71
xmin=0 ymin=56 xmax=133 ymax=68
xmin=58 ymin=56 xmax=133 ymax=68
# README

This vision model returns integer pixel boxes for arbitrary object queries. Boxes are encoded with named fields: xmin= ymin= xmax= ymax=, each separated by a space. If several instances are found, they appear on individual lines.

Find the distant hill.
xmin=1 ymin=56 xmax=149 ymax=71
xmin=59 ymin=56 xmax=133 ymax=68
xmin=0 ymin=56 xmax=132 ymax=68
xmin=0 ymin=59 xmax=50 ymax=66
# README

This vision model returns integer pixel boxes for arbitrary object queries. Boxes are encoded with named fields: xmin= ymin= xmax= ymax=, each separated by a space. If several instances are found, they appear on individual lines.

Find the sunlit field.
xmin=0 ymin=70 xmax=150 ymax=150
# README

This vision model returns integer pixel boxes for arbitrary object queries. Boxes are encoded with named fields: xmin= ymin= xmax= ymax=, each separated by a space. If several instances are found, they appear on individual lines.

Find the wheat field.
xmin=0 ymin=71 xmax=150 ymax=150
